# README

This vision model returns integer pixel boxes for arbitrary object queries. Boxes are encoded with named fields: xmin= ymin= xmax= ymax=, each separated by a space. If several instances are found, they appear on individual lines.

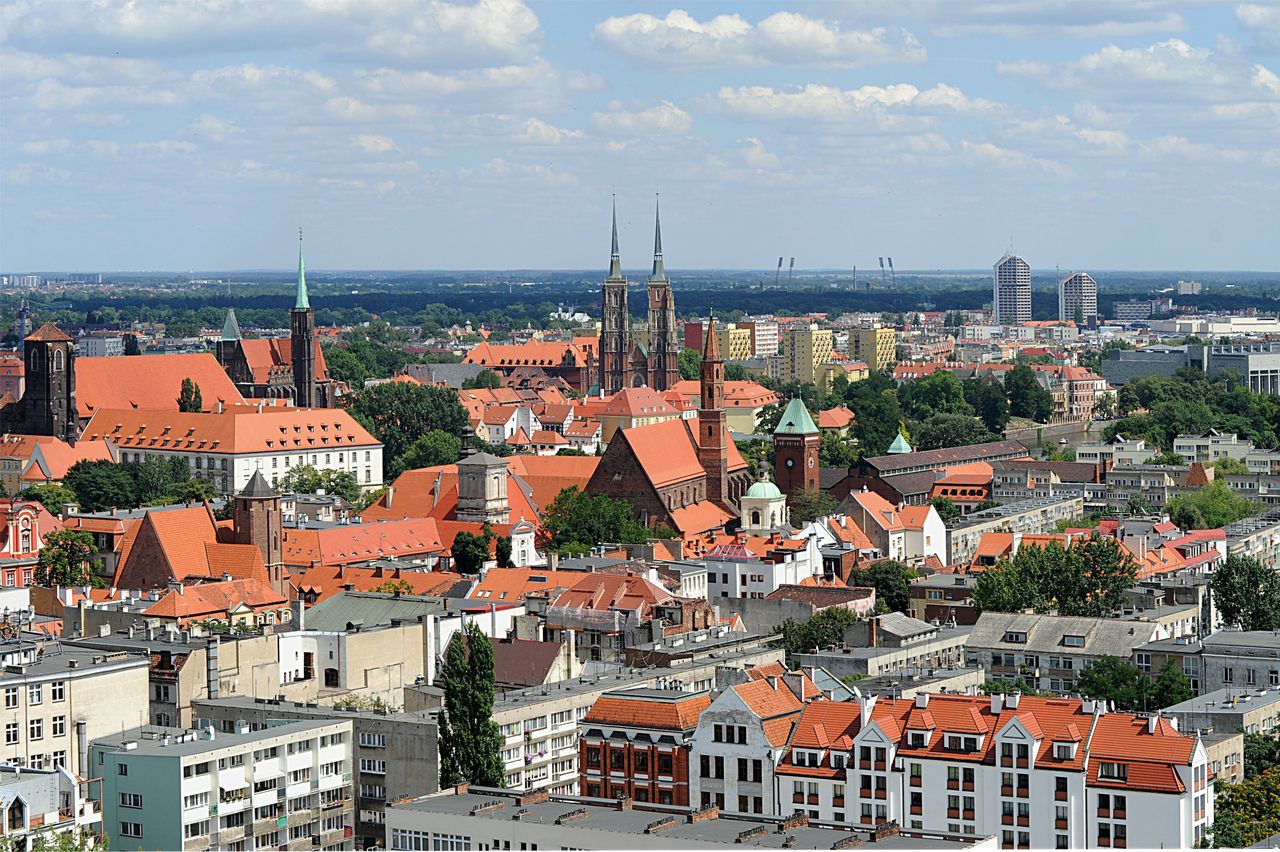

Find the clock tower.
xmin=773 ymin=396 xmax=820 ymax=498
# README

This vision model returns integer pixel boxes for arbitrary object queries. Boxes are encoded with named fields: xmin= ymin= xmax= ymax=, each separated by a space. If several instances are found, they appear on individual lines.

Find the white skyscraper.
xmin=1058 ymin=271 xmax=1099 ymax=323
xmin=993 ymin=254 xmax=1031 ymax=325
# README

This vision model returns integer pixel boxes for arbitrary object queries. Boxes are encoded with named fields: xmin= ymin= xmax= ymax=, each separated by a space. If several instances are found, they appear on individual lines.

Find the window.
xmin=360 ymin=758 xmax=387 ymax=774
xmin=5 ymin=723 xmax=17 ymax=745
xmin=1062 ymin=635 xmax=1085 ymax=647
xmin=184 ymin=820 xmax=210 ymax=840
xmin=119 ymin=793 xmax=142 ymax=809
xmin=117 ymin=763 xmax=128 ymax=776
xmin=52 ymin=716 xmax=66 ymax=738
xmin=28 ymin=719 xmax=42 ymax=741
xmin=27 ymin=684 xmax=41 ymax=705
xmin=120 ymin=822 xmax=143 ymax=839
xmin=3 ymin=688 xmax=16 ymax=709
xmin=1099 ymin=763 xmax=1127 ymax=782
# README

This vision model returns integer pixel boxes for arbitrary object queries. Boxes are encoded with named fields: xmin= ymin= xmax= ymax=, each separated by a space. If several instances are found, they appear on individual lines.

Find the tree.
xmin=373 ymin=579 xmax=415 ymax=595
xmin=780 ymin=607 xmax=860 ymax=664
xmin=971 ymin=535 xmax=1137 ymax=618
xmin=168 ymin=477 xmax=218 ymax=504
xmin=1075 ymin=656 xmax=1157 ymax=712
xmin=123 ymin=333 xmax=141 ymax=356
xmin=1093 ymin=392 xmax=1118 ymax=421
xmin=849 ymin=560 xmax=915 ymax=614
xmin=1151 ymin=660 xmax=1194 ymax=709
xmin=1243 ymin=732 xmax=1280 ymax=779
xmin=438 ymin=621 xmax=505 ymax=787
xmin=541 ymin=487 xmax=652 ymax=554
xmin=912 ymin=413 xmax=997 ymax=450
xmin=130 ymin=454 xmax=193 ymax=505
xmin=966 ymin=377 xmax=1010 ymax=434
xmin=1041 ymin=444 xmax=1076 ymax=462
xmin=451 ymin=525 xmax=494 ymax=574
xmin=278 ymin=465 xmax=362 ymax=504
xmin=818 ymin=431 xmax=859 ymax=468
xmin=398 ymin=430 xmax=461 ymax=470
xmin=1167 ymin=480 xmax=1260 ymax=530
xmin=1211 ymin=555 xmax=1280 ymax=631
xmin=1005 ymin=365 xmax=1053 ymax=422
xmin=345 ymin=382 xmax=469 ymax=475
xmin=63 ymin=460 xmax=136 ymax=512
xmin=35 ymin=530 xmax=102 ymax=587
xmin=1212 ymin=456 xmax=1250 ymax=475
xmin=461 ymin=369 xmax=502 ymax=390
xmin=930 ymin=496 xmax=961 ymax=522
xmin=788 ymin=488 xmax=837 ymax=525
xmin=899 ymin=371 xmax=972 ymax=421
xmin=177 ymin=377 xmax=203 ymax=412
xmin=678 ymin=347 xmax=701 ymax=381
xmin=724 ymin=363 xmax=748 ymax=381
xmin=1144 ymin=450 xmax=1185 ymax=466
xmin=980 ymin=678 xmax=1042 ymax=697
xmin=845 ymin=372 xmax=903 ymax=457
xmin=495 ymin=535 xmax=513 ymax=569
xmin=17 ymin=483 xmax=78 ymax=515
xmin=1210 ymin=765 xmax=1280 ymax=848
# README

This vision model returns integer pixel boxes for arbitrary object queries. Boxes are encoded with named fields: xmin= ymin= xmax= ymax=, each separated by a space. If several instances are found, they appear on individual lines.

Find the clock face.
xmin=785 ymin=458 xmax=794 ymax=468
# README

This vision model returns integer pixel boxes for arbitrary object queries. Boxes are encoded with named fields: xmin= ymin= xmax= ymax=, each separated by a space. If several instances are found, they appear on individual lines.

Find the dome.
xmin=746 ymin=478 xmax=783 ymax=500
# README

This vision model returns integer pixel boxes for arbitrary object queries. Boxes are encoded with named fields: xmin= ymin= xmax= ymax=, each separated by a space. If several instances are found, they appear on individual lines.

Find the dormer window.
xmin=1004 ymin=631 xmax=1027 ymax=644
xmin=1062 ymin=635 xmax=1086 ymax=648
xmin=1099 ymin=762 xmax=1127 ymax=781
xmin=831 ymin=753 xmax=846 ymax=769
xmin=908 ymin=731 xmax=928 ymax=748
xmin=1054 ymin=742 xmax=1077 ymax=760
xmin=945 ymin=734 xmax=980 ymax=753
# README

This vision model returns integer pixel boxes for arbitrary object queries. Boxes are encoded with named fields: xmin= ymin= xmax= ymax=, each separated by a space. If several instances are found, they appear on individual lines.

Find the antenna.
xmin=851 ymin=265 xmax=857 ymax=290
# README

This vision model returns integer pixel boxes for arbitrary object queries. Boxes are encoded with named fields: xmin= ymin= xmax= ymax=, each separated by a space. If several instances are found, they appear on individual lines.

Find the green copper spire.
xmin=221 ymin=307 xmax=241 ymax=341
xmin=294 ymin=227 xmax=309 ymax=311
xmin=774 ymin=396 xmax=818 ymax=436
xmin=649 ymin=194 xmax=667 ymax=283
xmin=888 ymin=430 xmax=913 ymax=454
xmin=607 ymin=195 xmax=623 ymax=281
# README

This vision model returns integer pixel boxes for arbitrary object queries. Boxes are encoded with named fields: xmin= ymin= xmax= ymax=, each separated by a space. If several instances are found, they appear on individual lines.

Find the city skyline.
xmin=3 ymin=0 xmax=1280 ymax=272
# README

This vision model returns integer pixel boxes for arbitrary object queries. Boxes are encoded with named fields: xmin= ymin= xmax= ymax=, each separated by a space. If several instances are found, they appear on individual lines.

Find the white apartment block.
xmin=80 ymin=407 xmax=384 ymax=495
xmin=92 ymin=719 xmax=355 ymax=852
xmin=993 ymin=255 xmax=1031 ymax=325
xmin=1057 ymin=273 xmax=1098 ymax=324
xmin=776 ymin=690 xmax=1212 ymax=849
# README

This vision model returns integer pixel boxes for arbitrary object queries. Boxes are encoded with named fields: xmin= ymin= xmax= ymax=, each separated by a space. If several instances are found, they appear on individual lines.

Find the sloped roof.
xmin=144 ymin=577 xmax=285 ymax=622
xmin=584 ymin=690 xmax=710 ymax=731
xmin=775 ymin=398 xmax=818 ymax=436
xmin=669 ymin=500 xmax=734 ymax=535
xmin=283 ymin=518 xmax=444 ymax=567
xmin=82 ymin=406 xmax=380 ymax=455
xmin=489 ymin=637 xmax=565 ymax=687
xmin=75 ymin=353 xmax=245 ymax=417
xmin=620 ymin=418 xmax=705 ymax=488
xmin=289 ymin=564 xmax=465 ymax=603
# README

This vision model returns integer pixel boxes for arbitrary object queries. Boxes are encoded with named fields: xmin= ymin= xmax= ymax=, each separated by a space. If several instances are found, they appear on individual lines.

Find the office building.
xmin=92 ymin=719 xmax=355 ymax=852
xmin=76 ymin=335 xmax=124 ymax=358
xmin=993 ymin=255 xmax=1031 ymax=325
xmin=1057 ymin=272 xmax=1098 ymax=323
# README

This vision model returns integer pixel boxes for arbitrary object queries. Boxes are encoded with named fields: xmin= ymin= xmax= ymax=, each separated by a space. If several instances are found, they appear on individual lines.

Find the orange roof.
xmin=599 ymin=387 xmax=678 ymax=418
xmin=21 ymin=439 xmax=114 ymax=483
xmin=817 ymin=407 xmax=856 ymax=429
xmin=669 ymin=380 xmax=779 ymax=409
xmin=583 ymin=691 xmax=710 ymax=731
xmin=618 ymin=418 xmax=706 ymax=488
xmin=144 ymin=577 xmax=286 ymax=623
xmin=81 ymin=406 xmax=380 ymax=455
xmin=467 ymin=567 xmax=589 ymax=603
xmin=550 ymin=571 xmax=672 ymax=614
xmin=237 ymin=337 xmax=330 ymax=385
xmin=669 ymin=500 xmax=734 ymax=535
xmin=463 ymin=340 xmax=593 ymax=369
xmin=283 ymin=518 xmax=444 ymax=567
xmin=849 ymin=490 xmax=905 ymax=532
xmin=0 ymin=434 xmax=47 ymax=460
xmin=827 ymin=515 xmax=874 ymax=550
xmin=898 ymin=505 xmax=935 ymax=531
xmin=74 ymin=353 xmax=244 ymax=417
xmin=289 ymin=564 xmax=464 ymax=603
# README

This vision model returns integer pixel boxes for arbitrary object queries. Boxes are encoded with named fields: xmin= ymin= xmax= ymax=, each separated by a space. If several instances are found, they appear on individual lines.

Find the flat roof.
xmin=192 ymin=695 xmax=437 ymax=725
xmin=91 ymin=718 xmax=350 ymax=758
xmin=390 ymin=789 xmax=983 ymax=850
xmin=0 ymin=643 xmax=149 ymax=683
xmin=1164 ymin=687 xmax=1280 ymax=717
xmin=945 ymin=496 xmax=1082 ymax=531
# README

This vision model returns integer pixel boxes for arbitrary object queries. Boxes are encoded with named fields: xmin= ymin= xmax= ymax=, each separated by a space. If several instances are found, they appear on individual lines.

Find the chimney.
xmin=991 ymin=693 xmax=1005 ymax=714
xmin=385 ymin=486 xmax=393 ymax=509
xmin=1147 ymin=715 xmax=1158 ymax=734
xmin=1006 ymin=691 xmax=1021 ymax=710
xmin=915 ymin=693 xmax=929 ymax=709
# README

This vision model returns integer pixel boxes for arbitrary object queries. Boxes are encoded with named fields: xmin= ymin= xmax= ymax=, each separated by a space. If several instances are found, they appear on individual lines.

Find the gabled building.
xmin=0 ymin=498 xmax=61 ymax=587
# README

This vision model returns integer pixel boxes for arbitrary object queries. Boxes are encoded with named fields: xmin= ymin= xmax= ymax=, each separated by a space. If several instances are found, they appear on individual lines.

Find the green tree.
xmin=930 ymin=496 xmax=961 ymax=522
xmin=495 ymin=535 xmax=513 ymax=569
xmin=724 ymin=363 xmax=748 ymax=381
xmin=818 ymin=431 xmax=859 ymax=468
xmin=678 ymin=347 xmax=701 ymax=381
xmin=966 ymin=377 xmax=1010 ymax=434
xmin=1151 ymin=659 xmax=1194 ymax=708
xmin=63 ymin=460 xmax=136 ymax=512
xmin=1210 ymin=765 xmax=1280 ymax=848
xmin=912 ymin=413 xmax=997 ymax=450
xmin=780 ymin=607 xmax=860 ymax=664
xmin=167 ymin=477 xmax=219 ymax=504
xmin=845 ymin=372 xmax=903 ymax=457
xmin=35 ymin=530 xmax=103 ymax=587
xmin=373 ymin=579 xmax=415 ymax=595
xmin=461 ymin=369 xmax=502 ymax=390
xmin=1243 ymin=732 xmax=1280 ymax=779
xmin=17 ymin=483 xmax=78 ymax=515
xmin=452 ymin=526 xmax=494 ymax=574
xmin=123 ymin=333 xmax=141 ymax=356
xmin=1212 ymin=456 xmax=1250 ymax=475
xmin=899 ymin=370 xmax=972 ymax=421
xmin=438 ymin=621 xmax=505 ymax=787
xmin=1167 ymin=480 xmax=1260 ymax=530
xmin=849 ymin=560 xmax=915 ymax=614
xmin=1144 ymin=450 xmax=1186 ymax=466
xmin=788 ymin=488 xmax=837 ymax=525
xmin=980 ymin=678 xmax=1043 ymax=696
xmin=972 ymin=535 xmax=1137 ymax=617
xmin=177 ymin=377 xmax=203 ymax=412
xmin=1075 ymin=656 xmax=1156 ymax=712
xmin=398 ymin=430 xmax=462 ymax=471
xmin=278 ymin=465 xmax=362 ymax=504
xmin=345 ymin=382 xmax=469 ymax=475
xmin=130 ymin=454 xmax=191 ymax=505
xmin=1006 ymin=365 xmax=1053 ymax=422
xmin=1211 ymin=555 xmax=1280 ymax=631
xmin=542 ymin=487 xmax=652 ymax=554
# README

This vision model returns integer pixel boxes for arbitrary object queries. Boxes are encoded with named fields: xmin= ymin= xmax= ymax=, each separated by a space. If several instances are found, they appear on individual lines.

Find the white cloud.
xmin=1076 ymin=128 xmax=1130 ymax=149
xmin=592 ymin=8 xmax=924 ymax=69
xmin=1254 ymin=64 xmax=1280 ymax=96
xmin=20 ymin=138 xmax=72 ymax=155
xmin=712 ymin=82 xmax=997 ymax=127
xmin=356 ymin=59 xmax=600 ymax=111
xmin=134 ymin=139 xmax=198 ymax=156
xmin=594 ymin=101 xmax=692 ymax=136
xmin=457 ymin=157 xmax=577 ymax=187
xmin=188 ymin=114 xmax=241 ymax=142
xmin=1237 ymin=3 xmax=1280 ymax=48
xmin=844 ymin=1 xmax=1187 ymax=39
xmin=519 ymin=118 xmax=583 ymax=145
xmin=353 ymin=134 xmax=398 ymax=154
xmin=960 ymin=140 xmax=1067 ymax=174
xmin=740 ymin=137 xmax=782 ymax=170
xmin=4 ymin=163 xmax=72 ymax=184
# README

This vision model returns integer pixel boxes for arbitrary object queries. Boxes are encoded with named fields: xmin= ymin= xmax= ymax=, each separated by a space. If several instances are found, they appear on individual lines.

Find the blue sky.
xmin=2 ymin=0 xmax=1278 ymax=272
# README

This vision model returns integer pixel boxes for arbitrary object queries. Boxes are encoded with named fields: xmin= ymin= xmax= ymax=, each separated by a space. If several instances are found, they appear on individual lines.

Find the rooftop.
xmin=91 ymin=718 xmax=350 ymax=758
xmin=1164 ymin=687 xmax=1280 ymax=719
xmin=945 ymin=495 xmax=1083 ymax=531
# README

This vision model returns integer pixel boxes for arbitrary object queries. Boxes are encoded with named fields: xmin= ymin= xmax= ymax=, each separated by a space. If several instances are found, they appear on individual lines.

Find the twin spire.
xmin=606 ymin=195 xmax=668 ymax=284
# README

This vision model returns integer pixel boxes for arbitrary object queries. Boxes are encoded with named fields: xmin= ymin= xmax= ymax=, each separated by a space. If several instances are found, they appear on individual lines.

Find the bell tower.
xmin=599 ymin=197 xmax=630 ymax=395
xmin=4 ymin=323 xmax=79 ymax=443
xmin=233 ymin=471 xmax=284 ymax=595
xmin=698 ymin=314 xmax=728 ymax=507
xmin=291 ymin=229 xmax=319 ymax=407
xmin=645 ymin=196 xmax=680 ymax=391
xmin=773 ymin=397 xmax=820 ymax=497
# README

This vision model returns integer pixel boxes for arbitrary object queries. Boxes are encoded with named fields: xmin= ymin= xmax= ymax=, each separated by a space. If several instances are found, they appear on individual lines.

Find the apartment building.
xmin=737 ymin=320 xmax=780 ymax=357
xmin=92 ymin=719 xmax=355 ymax=852
xmin=993 ymin=255 xmax=1031 ymax=325
xmin=1165 ymin=687 xmax=1280 ymax=738
xmin=852 ymin=326 xmax=896 ymax=372
xmin=80 ymin=407 xmax=385 ymax=494
xmin=0 ymin=764 xmax=100 ymax=849
xmin=774 ymin=325 xmax=834 ymax=386
xmin=1075 ymin=436 xmax=1153 ymax=469
xmin=944 ymin=497 xmax=1084 ymax=566
xmin=1173 ymin=429 xmax=1251 ymax=464
xmin=193 ymin=695 xmax=438 ymax=851
xmin=1200 ymin=630 xmax=1280 ymax=696
xmin=1223 ymin=506 xmax=1280 ymax=565
xmin=774 ymin=689 xmax=1212 ymax=848
xmin=794 ymin=614 xmax=971 ymax=679
xmin=0 ymin=642 xmax=150 ymax=780
xmin=578 ymin=688 xmax=709 ymax=806
xmin=1057 ymin=272 xmax=1098 ymax=323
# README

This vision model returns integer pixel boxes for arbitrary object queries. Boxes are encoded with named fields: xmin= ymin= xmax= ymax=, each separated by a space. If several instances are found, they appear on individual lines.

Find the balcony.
xmin=1016 ymin=816 xmax=1029 ymax=827
xmin=1055 ymin=790 xmax=1068 ymax=802
xmin=1098 ymin=839 xmax=1111 ymax=848
xmin=948 ymin=808 xmax=960 ymax=820
xmin=1016 ymin=787 xmax=1029 ymax=799
xmin=833 ymin=797 xmax=845 ymax=808
xmin=793 ymin=793 xmax=804 ymax=804
xmin=963 ymin=810 xmax=975 ymax=821
xmin=1002 ymin=815 xmax=1014 ymax=826
xmin=874 ymin=789 xmax=887 ymax=800
xmin=962 ymin=781 xmax=975 ymax=792
xmin=1097 ymin=807 xmax=1109 ymax=818
xmin=807 ymin=794 xmax=819 ymax=805
xmin=1056 ymin=819 xmax=1068 ymax=830
xmin=1016 ymin=758 xmax=1029 ymax=769
xmin=910 ymin=805 xmax=922 ymax=816
xmin=1001 ymin=785 xmax=1013 ymax=797
xmin=859 ymin=788 xmax=871 ymax=799
xmin=874 ymin=761 xmax=886 ymax=772
xmin=947 ymin=779 xmax=959 ymax=790
xmin=1114 ymin=810 xmax=1126 ymax=820
xmin=910 ymin=776 xmax=922 ymax=788
xmin=1115 ymin=839 xmax=1127 ymax=848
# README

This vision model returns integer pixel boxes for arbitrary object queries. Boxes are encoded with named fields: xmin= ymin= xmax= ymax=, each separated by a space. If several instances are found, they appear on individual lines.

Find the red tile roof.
xmin=584 ymin=691 xmax=711 ymax=731
xmin=75 ymin=353 xmax=245 ymax=417
xmin=82 ymin=406 xmax=379 ymax=455
xmin=283 ymin=518 xmax=445 ymax=567
xmin=144 ymin=577 xmax=286 ymax=624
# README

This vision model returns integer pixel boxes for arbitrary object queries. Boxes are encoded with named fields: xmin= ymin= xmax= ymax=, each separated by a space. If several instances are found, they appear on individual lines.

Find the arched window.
xmin=28 ymin=350 xmax=40 ymax=372
xmin=52 ymin=349 xmax=64 ymax=372
xmin=751 ymin=510 xmax=761 ymax=526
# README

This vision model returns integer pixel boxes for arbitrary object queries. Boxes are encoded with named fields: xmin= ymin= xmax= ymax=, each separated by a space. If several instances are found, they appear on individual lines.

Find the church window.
xmin=52 ymin=349 xmax=64 ymax=371
xmin=28 ymin=351 xmax=40 ymax=372
xmin=751 ymin=511 xmax=761 ymax=526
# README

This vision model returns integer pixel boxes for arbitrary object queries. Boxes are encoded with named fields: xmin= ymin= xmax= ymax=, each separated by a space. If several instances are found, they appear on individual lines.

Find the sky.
xmin=2 ymin=0 xmax=1279 ymax=273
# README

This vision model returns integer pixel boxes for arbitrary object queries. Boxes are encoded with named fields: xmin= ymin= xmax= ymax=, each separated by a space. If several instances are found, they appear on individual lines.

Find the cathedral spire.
xmin=649 ymin=194 xmax=667 ymax=283
xmin=294 ymin=227 xmax=309 ymax=311
xmin=703 ymin=310 xmax=721 ymax=361
xmin=607 ymin=195 xmax=623 ymax=281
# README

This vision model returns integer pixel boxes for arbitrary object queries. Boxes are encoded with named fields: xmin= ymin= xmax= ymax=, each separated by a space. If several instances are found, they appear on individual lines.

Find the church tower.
xmin=598 ymin=197 xmax=630 ymax=395
xmin=290 ymin=230 xmax=320 ymax=408
xmin=5 ymin=324 xmax=79 ymax=444
xmin=233 ymin=471 xmax=285 ymax=596
xmin=645 ymin=197 xmax=680 ymax=391
xmin=773 ymin=397 xmax=820 ymax=498
xmin=698 ymin=314 xmax=729 ymax=508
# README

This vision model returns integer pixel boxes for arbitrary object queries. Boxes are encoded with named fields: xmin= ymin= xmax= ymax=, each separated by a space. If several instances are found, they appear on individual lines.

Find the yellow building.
xmin=820 ymin=360 xmax=870 ymax=390
xmin=852 ymin=325 xmax=897 ymax=372
xmin=718 ymin=324 xmax=754 ymax=362
xmin=774 ymin=324 xmax=834 ymax=386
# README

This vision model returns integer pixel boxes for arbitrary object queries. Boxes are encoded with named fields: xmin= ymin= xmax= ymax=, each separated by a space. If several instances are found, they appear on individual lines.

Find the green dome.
xmin=746 ymin=478 xmax=783 ymax=500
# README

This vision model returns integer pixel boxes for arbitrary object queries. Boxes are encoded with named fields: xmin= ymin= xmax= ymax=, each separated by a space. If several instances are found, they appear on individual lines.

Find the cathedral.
xmin=598 ymin=197 xmax=680 ymax=394
xmin=217 ymin=232 xmax=335 ymax=407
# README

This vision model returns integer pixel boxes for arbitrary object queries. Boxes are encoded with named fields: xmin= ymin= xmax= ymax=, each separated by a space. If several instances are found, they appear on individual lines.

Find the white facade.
xmin=993 ymin=255 xmax=1031 ymax=326
xmin=77 ymin=335 xmax=125 ymax=358
xmin=689 ymin=686 xmax=786 ymax=816
xmin=1058 ymin=273 xmax=1099 ymax=324
xmin=112 ymin=443 xmax=383 ymax=495
xmin=704 ymin=536 xmax=822 ymax=599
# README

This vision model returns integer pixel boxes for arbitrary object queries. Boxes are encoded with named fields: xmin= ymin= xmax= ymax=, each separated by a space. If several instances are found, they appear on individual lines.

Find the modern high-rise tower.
xmin=1058 ymin=271 xmax=1098 ymax=324
xmin=599 ymin=198 xmax=631 ymax=396
xmin=645 ymin=197 xmax=680 ymax=391
xmin=993 ymin=254 xmax=1031 ymax=325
